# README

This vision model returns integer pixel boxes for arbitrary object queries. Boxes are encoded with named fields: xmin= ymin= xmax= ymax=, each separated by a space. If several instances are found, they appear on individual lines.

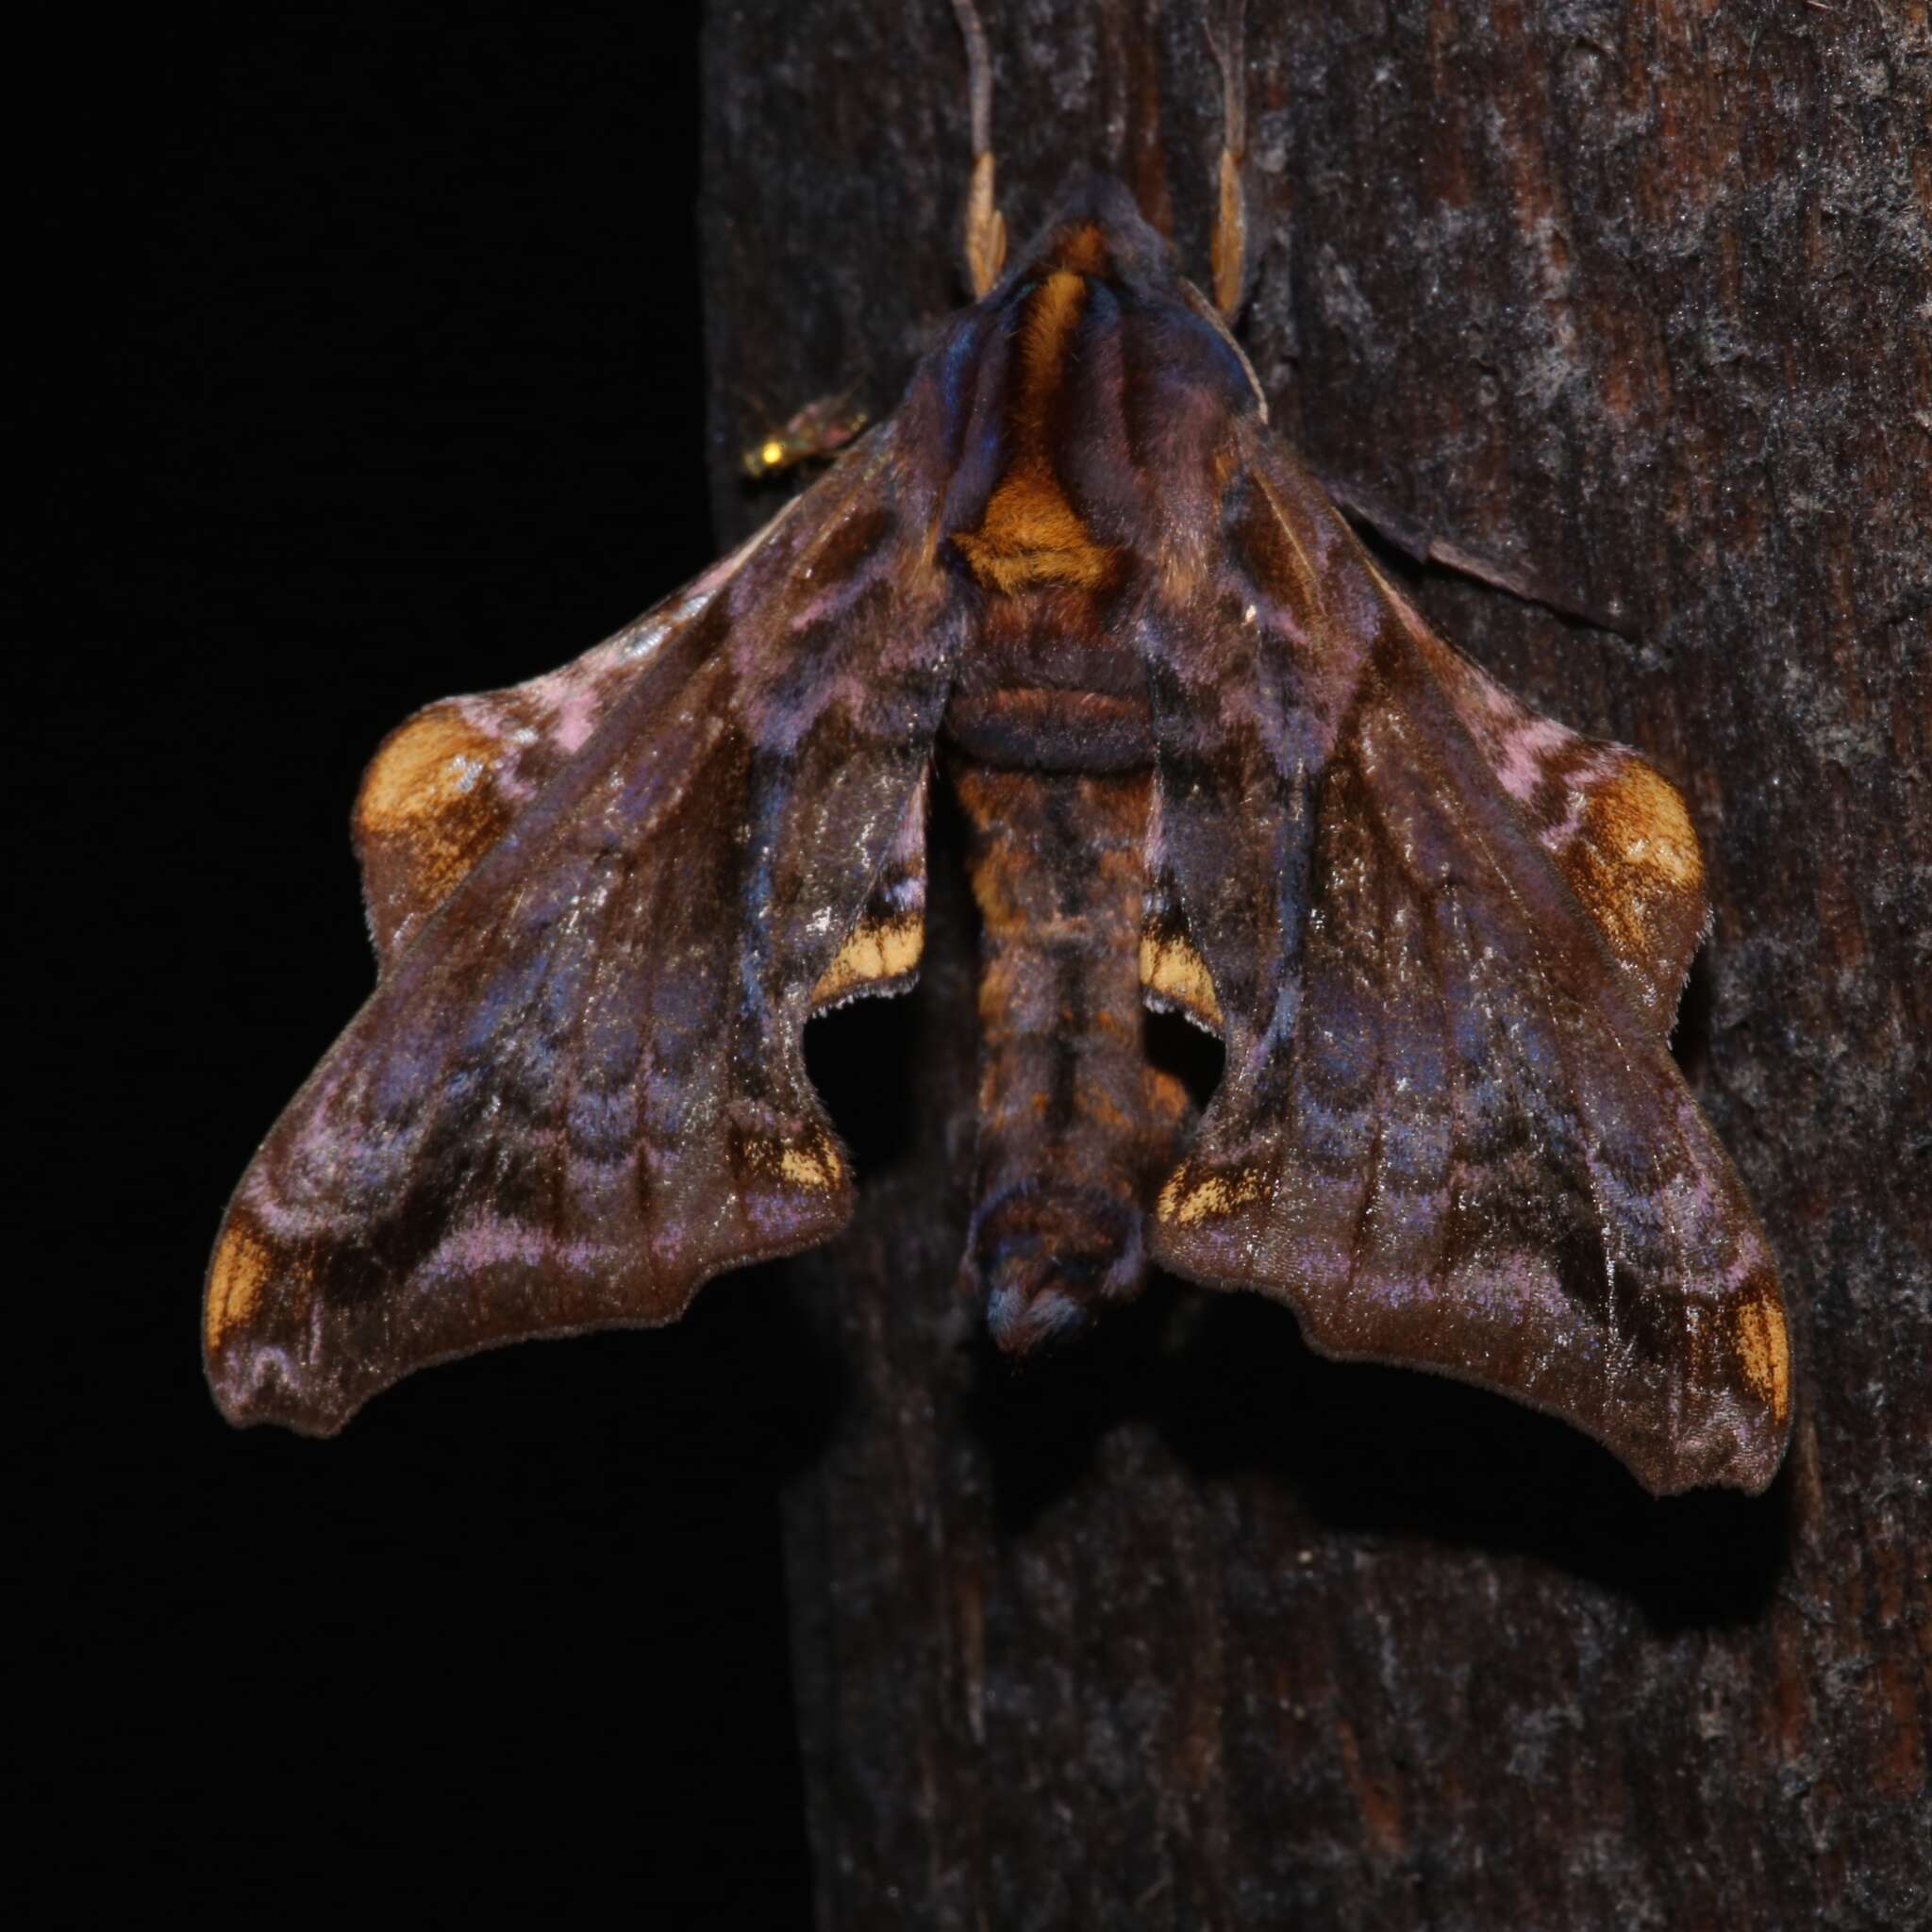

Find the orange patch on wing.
xmin=357 ymin=707 xmax=502 ymax=835
xmin=777 ymin=1141 xmax=844 ymax=1191
xmin=1560 ymin=758 xmax=1707 ymax=1017
xmin=205 ymin=1214 xmax=278 ymax=1352
xmin=739 ymin=1128 xmax=848 ymax=1196
xmin=1735 ymin=1295 xmax=1791 ymax=1423
xmin=1157 ymin=1158 xmax=1270 ymax=1227
xmin=355 ymin=706 xmax=515 ymax=942
xmin=1587 ymin=761 xmax=1703 ymax=891
xmin=810 ymin=912 xmax=924 ymax=1006
xmin=1140 ymin=930 xmax=1224 ymax=1030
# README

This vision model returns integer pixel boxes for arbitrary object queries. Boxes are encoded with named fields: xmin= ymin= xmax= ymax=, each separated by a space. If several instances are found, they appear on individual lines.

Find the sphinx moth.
xmin=204 ymin=6 xmax=1790 ymax=1499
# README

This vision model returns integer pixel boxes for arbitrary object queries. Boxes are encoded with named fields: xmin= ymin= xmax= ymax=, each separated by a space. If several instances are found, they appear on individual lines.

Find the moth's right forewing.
xmin=1136 ymin=429 xmax=1385 ymax=1063
xmin=206 ymin=425 xmax=965 ymax=1435
xmin=1389 ymin=599 xmax=1711 ymax=1031
xmin=1142 ymin=425 xmax=1790 ymax=1496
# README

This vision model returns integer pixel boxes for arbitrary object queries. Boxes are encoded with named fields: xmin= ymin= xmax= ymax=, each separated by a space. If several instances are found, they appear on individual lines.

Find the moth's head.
xmin=967 ymin=170 xmax=1265 ymax=433
xmin=999 ymin=173 xmax=1179 ymax=300
xmin=923 ymin=171 xmax=1266 ymax=591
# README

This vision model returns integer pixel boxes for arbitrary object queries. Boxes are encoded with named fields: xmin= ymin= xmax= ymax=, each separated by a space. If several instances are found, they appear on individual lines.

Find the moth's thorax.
xmin=949 ymin=256 xmax=1124 ymax=601
xmin=934 ymin=207 xmax=1251 ymax=778
xmin=941 ymin=587 xmax=1154 ymax=774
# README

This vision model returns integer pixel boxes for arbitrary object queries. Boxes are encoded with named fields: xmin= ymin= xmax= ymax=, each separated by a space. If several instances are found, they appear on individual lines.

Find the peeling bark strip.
xmin=704 ymin=2 xmax=1931 ymax=1926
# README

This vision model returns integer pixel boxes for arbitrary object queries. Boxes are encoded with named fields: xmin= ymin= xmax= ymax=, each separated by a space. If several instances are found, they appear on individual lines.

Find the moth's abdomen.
xmin=950 ymin=758 xmax=1187 ymax=1352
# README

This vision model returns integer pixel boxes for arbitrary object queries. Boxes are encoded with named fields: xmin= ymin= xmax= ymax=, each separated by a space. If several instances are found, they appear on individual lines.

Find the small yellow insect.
xmin=740 ymin=389 xmax=870 ymax=479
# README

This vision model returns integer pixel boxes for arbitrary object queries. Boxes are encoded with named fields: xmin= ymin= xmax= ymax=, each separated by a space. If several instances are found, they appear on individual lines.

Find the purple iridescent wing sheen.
xmin=351 ymin=489 xmax=930 ymax=1003
xmin=205 ymin=422 xmax=962 ymax=1434
xmin=351 ymin=518 xmax=791 ymax=971
xmin=1142 ymin=421 xmax=1790 ymax=1496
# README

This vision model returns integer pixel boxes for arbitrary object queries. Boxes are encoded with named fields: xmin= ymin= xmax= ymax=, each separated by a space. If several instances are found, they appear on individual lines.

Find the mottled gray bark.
xmin=701 ymin=3 xmax=1930 ymax=1925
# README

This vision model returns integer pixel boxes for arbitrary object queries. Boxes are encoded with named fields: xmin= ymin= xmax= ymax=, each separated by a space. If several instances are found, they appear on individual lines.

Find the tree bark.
xmin=701 ymin=3 xmax=1929 ymax=1924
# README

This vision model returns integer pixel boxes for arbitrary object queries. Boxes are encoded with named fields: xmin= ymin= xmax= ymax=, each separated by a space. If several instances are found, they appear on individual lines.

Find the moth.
xmin=205 ymin=0 xmax=1791 ymax=1498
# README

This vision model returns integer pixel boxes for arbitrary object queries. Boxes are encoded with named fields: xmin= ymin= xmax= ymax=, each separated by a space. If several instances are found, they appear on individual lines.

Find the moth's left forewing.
xmin=353 ymin=520 xmax=799 ymax=969
xmin=1141 ymin=422 xmax=1790 ymax=1495
xmin=206 ymin=421 xmax=962 ymax=1434
xmin=808 ymin=767 xmax=929 ymax=1012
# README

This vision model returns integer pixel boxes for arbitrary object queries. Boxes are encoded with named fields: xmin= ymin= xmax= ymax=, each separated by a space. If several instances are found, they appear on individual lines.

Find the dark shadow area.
xmin=964 ymin=1278 xmax=1789 ymax=1632
xmin=1144 ymin=1004 xmax=1224 ymax=1114
xmin=34 ymin=6 xmax=817 ymax=1924
xmin=962 ymin=1286 xmax=1183 ymax=1531
xmin=1672 ymin=947 xmax=1716 ymax=1091
xmin=806 ymin=988 xmax=923 ymax=1182
xmin=1153 ymin=1291 xmax=1790 ymax=1631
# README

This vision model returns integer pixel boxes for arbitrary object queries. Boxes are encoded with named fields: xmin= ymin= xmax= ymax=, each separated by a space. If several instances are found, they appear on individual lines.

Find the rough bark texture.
xmin=701 ymin=3 xmax=1929 ymax=1925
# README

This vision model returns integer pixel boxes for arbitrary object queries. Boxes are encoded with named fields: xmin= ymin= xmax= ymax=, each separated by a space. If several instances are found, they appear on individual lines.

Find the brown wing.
xmin=352 ymin=500 xmax=928 ymax=1011
xmin=1390 ymin=595 xmax=1709 ymax=1032
xmin=205 ymin=423 xmax=963 ymax=1434
xmin=351 ymin=520 xmax=789 ymax=969
xmin=1140 ymin=424 xmax=1789 ymax=1495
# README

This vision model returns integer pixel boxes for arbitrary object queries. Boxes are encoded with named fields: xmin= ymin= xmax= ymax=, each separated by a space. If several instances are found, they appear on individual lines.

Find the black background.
xmin=36 ymin=3 xmax=817 ymax=1918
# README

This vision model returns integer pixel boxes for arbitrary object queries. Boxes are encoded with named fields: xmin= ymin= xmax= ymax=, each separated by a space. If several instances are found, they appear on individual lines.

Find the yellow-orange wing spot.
xmin=1596 ymin=761 xmax=1703 ymax=888
xmin=810 ymin=912 xmax=924 ymax=1008
xmin=1734 ymin=1295 xmax=1792 ymax=1424
xmin=737 ymin=1127 xmax=848 ymax=1199
xmin=1140 ymin=930 xmax=1224 ymax=1032
xmin=355 ymin=705 xmax=501 ymax=835
xmin=354 ymin=705 xmax=516 ymax=965
xmin=204 ymin=1214 xmax=279 ymax=1353
xmin=777 ymin=1141 xmax=846 ymax=1191
xmin=1559 ymin=758 xmax=1707 ymax=1024
xmin=1157 ymin=1159 xmax=1270 ymax=1228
